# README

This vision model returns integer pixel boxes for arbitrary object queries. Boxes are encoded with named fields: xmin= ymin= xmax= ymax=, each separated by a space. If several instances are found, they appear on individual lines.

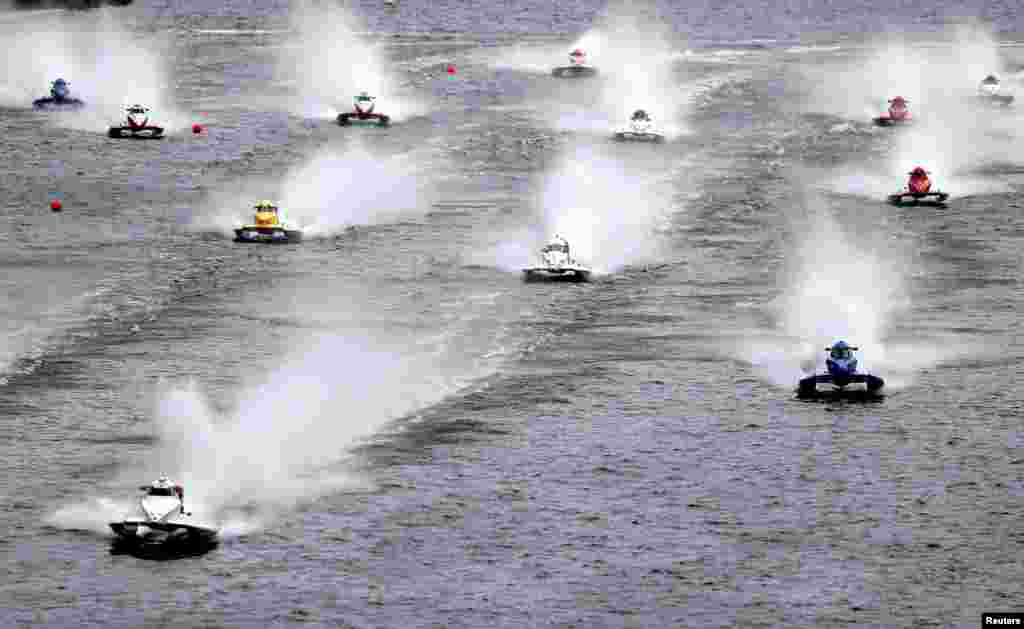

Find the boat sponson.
xmin=522 ymin=267 xmax=591 ymax=282
xmin=233 ymin=226 xmax=303 ymax=243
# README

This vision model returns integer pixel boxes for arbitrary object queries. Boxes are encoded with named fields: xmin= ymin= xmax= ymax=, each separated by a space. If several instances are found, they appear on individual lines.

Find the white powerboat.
xmin=976 ymin=75 xmax=1014 ymax=107
xmin=522 ymin=235 xmax=592 ymax=282
xmin=552 ymin=48 xmax=598 ymax=78
xmin=109 ymin=477 xmax=218 ymax=544
xmin=613 ymin=110 xmax=665 ymax=142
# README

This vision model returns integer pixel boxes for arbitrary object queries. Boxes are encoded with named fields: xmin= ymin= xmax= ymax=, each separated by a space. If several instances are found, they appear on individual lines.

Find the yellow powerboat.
xmin=234 ymin=201 xmax=302 ymax=244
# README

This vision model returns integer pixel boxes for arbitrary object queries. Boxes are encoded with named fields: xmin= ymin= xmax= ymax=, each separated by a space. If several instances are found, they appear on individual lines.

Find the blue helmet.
xmin=829 ymin=340 xmax=852 ymax=359
xmin=51 ymin=78 xmax=69 ymax=98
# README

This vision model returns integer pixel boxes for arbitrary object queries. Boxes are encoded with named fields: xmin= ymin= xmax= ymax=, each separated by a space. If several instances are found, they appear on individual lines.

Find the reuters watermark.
xmin=983 ymin=613 xmax=1024 ymax=626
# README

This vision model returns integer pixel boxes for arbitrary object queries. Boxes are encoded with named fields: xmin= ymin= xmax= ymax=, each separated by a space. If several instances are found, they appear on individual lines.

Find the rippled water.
xmin=1 ymin=1 xmax=1023 ymax=627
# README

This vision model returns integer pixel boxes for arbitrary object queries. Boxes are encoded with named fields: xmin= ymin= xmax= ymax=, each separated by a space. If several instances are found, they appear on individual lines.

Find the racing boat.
xmin=797 ymin=341 xmax=884 ymax=397
xmin=552 ymin=49 xmax=597 ymax=78
xmin=976 ymin=75 xmax=1014 ymax=107
xmin=234 ymin=200 xmax=303 ymax=243
xmin=522 ymin=234 xmax=591 ymax=282
xmin=108 ymin=105 xmax=164 ymax=139
xmin=872 ymin=96 xmax=912 ymax=126
xmin=613 ymin=109 xmax=665 ymax=142
xmin=109 ymin=477 xmax=218 ymax=544
xmin=32 ymin=79 xmax=84 ymax=110
xmin=337 ymin=91 xmax=390 ymax=126
xmin=887 ymin=166 xmax=948 ymax=206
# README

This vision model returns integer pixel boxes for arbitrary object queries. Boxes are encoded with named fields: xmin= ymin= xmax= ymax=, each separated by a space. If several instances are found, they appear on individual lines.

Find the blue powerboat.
xmin=798 ymin=340 xmax=884 ymax=397
xmin=32 ymin=79 xmax=85 ymax=110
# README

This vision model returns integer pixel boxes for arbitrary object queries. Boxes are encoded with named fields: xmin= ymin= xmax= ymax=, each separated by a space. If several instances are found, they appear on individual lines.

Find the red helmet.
xmin=570 ymin=49 xmax=584 ymax=56
xmin=890 ymin=96 xmax=907 ymax=104
xmin=909 ymin=166 xmax=928 ymax=175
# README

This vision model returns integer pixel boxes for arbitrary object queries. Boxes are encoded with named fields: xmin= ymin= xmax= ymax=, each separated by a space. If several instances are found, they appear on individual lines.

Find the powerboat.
xmin=337 ymin=91 xmax=390 ymax=126
xmin=797 ymin=341 xmax=884 ymax=397
xmin=32 ymin=79 xmax=84 ymax=110
xmin=522 ymin=234 xmax=591 ymax=282
xmin=872 ymin=96 xmax=912 ymax=126
xmin=108 ymin=105 xmax=164 ymax=139
xmin=976 ymin=75 xmax=1014 ymax=107
xmin=887 ymin=166 xmax=948 ymax=206
xmin=613 ymin=109 xmax=665 ymax=142
xmin=234 ymin=200 xmax=303 ymax=243
xmin=552 ymin=48 xmax=597 ymax=78
xmin=109 ymin=477 xmax=218 ymax=544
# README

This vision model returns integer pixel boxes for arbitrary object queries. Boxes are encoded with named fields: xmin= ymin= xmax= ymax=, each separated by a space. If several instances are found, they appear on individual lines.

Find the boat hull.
xmin=976 ymin=93 xmax=1014 ymax=107
xmin=872 ymin=116 xmax=912 ymax=127
xmin=337 ymin=113 xmax=390 ymax=127
xmin=108 ymin=125 xmax=164 ymax=139
xmin=613 ymin=131 xmax=665 ymax=142
xmin=234 ymin=226 xmax=303 ymax=243
xmin=110 ymin=519 xmax=218 ymax=543
xmin=32 ymin=97 xmax=84 ymax=110
xmin=887 ymin=191 xmax=949 ymax=206
xmin=797 ymin=373 xmax=884 ymax=398
xmin=522 ymin=267 xmax=591 ymax=283
xmin=551 ymin=66 xmax=597 ymax=78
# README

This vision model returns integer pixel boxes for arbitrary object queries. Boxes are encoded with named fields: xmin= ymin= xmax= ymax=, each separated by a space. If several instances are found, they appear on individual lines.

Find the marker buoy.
xmin=50 ymin=199 xmax=62 ymax=212
xmin=446 ymin=64 xmax=456 ymax=76
xmin=192 ymin=123 xmax=203 ymax=134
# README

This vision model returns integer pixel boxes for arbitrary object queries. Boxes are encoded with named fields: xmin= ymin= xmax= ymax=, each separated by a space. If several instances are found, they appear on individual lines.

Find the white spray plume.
xmin=741 ymin=202 xmax=977 ymax=390
xmin=566 ymin=13 xmax=689 ymax=137
xmin=0 ymin=10 xmax=186 ymax=132
xmin=279 ymin=0 xmax=423 ymax=122
xmin=193 ymin=144 xmax=429 ymax=238
xmin=738 ymin=207 xmax=904 ymax=388
xmin=779 ymin=213 xmax=906 ymax=358
xmin=495 ymin=143 xmax=671 ymax=274
xmin=136 ymin=332 xmax=469 ymax=528
xmin=806 ymin=24 xmax=1023 ymax=196
xmin=278 ymin=148 xmax=427 ymax=237
xmin=491 ymin=6 xmax=689 ymax=137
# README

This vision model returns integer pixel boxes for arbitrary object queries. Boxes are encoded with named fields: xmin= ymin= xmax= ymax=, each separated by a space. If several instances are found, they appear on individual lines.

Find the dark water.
xmin=2 ymin=1 xmax=1023 ymax=627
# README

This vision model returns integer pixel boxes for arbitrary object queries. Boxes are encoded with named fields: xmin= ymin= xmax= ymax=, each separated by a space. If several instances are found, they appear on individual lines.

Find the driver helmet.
xmin=357 ymin=91 xmax=373 ymax=100
xmin=570 ymin=49 xmax=584 ymax=57
xmin=982 ymin=74 xmax=999 ymax=85
xmin=909 ymin=166 xmax=928 ymax=176
xmin=889 ymin=96 xmax=907 ymax=104
xmin=255 ymin=200 xmax=276 ymax=210
xmin=51 ymin=78 xmax=69 ymax=97
xmin=829 ymin=340 xmax=852 ymax=359
xmin=631 ymin=109 xmax=649 ymax=120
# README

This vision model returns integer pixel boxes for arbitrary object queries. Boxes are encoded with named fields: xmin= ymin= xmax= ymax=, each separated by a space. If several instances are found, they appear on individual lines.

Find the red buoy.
xmin=192 ymin=123 xmax=203 ymax=134
xmin=50 ymin=199 xmax=62 ymax=212
xmin=446 ymin=64 xmax=456 ymax=75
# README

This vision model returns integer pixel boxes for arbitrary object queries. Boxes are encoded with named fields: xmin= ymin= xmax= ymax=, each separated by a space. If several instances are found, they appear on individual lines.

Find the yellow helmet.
xmin=255 ymin=200 xmax=276 ymax=210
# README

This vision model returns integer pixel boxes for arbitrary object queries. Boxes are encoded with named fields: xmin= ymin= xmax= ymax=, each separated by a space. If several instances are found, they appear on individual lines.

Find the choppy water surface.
xmin=1 ymin=1 xmax=1023 ymax=627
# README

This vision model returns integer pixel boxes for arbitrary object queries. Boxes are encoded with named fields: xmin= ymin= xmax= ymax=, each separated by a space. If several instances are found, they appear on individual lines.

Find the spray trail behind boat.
xmin=806 ymin=25 xmax=1024 ymax=196
xmin=280 ymin=0 xmax=425 ymax=123
xmin=494 ymin=143 xmax=675 ymax=274
xmin=193 ymin=144 xmax=431 ymax=239
xmin=0 ymin=10 xmax=186 ymax=132
xmin=739 ymin=200 xmax=975 ymax=390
